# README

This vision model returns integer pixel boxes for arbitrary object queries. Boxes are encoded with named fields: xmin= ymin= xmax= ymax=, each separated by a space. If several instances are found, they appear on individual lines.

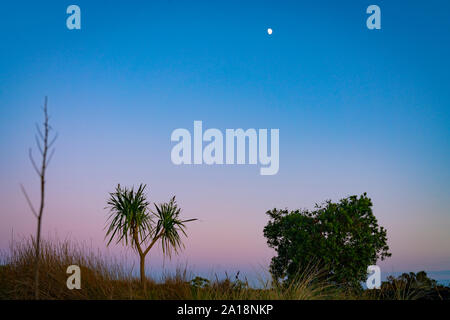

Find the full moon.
xmin=267 ymin=28 xmax=273 ymax=35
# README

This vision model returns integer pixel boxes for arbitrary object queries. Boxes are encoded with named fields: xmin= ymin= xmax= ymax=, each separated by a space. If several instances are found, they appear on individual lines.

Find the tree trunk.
xmin=140 ymin=254 xmax=146 ymax=292
xmin=34 ymin=215 xmax=42 ymax=299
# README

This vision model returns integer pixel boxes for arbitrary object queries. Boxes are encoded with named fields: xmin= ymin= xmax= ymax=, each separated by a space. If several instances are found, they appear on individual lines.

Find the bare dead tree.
xmin=21 ymin=96 xmax=57 ymax=299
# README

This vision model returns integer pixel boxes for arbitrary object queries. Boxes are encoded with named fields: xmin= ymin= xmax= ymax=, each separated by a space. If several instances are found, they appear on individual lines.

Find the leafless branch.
xmin=46 ymin=148 xmax=55 ymax=167
xmin=28 ymin=149 xmax=41 ymax=176
xmin=48 ymin=132 xmax=58 ymax=149
xmin=20 ymin=184 xmax=38 ymax=219
xmin=34 ymin=135 xmax=43 ymax=156
xmin=35 ymin=123 xmax=44 ymax=141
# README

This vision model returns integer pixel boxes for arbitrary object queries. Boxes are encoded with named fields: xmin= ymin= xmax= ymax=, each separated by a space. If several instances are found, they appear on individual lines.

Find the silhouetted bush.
xmin=264 ymin=193 xmax=391 ymax=289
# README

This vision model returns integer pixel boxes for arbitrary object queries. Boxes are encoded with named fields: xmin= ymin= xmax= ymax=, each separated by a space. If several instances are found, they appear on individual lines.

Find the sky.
xmin=0 ymin=0 xmax=449 ymax=280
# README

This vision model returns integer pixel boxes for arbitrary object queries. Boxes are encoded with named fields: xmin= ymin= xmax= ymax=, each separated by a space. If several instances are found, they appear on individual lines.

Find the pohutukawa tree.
xmin=264 ymin=193 xmax=391 ymax=289
xmin=105 ymin=184 xmax=196 ymax=290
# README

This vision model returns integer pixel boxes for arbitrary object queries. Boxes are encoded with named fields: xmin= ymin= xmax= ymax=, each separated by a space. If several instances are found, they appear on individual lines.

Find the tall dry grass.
xmin=0 ymin=238 xmax=340 ymax=300
xmin=0 ymin=237 xmax=139 ymax=299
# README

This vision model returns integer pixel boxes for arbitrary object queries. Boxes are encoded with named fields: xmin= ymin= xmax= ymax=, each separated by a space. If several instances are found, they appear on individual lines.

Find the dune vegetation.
xmin=0 ymin=238 xmax=343 ymax=300
xmin=1 ymin=237 xmax=448 ymax=300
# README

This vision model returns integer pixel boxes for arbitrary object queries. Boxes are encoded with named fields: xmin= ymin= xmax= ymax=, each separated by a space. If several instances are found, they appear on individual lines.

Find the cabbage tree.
xmin=105 ymin=184 xmax=196 ymax=290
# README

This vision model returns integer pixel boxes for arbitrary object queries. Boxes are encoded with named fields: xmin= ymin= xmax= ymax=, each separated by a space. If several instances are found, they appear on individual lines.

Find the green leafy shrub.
xmin=264 ymin=193 xmax=391 ymax=289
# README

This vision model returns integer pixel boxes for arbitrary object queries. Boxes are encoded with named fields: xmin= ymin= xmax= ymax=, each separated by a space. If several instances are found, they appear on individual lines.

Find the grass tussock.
xmin=0 ymin=238 xmax=341 ymax=300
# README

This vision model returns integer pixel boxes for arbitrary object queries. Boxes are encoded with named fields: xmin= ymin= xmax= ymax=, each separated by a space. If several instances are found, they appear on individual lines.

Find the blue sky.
xmin=0 ymin=1 xmax=449 ymax=277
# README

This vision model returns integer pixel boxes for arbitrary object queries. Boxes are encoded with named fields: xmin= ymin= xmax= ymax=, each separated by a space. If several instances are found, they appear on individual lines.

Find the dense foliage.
xmin=264 ymin=193 xmax=391 ymax=288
